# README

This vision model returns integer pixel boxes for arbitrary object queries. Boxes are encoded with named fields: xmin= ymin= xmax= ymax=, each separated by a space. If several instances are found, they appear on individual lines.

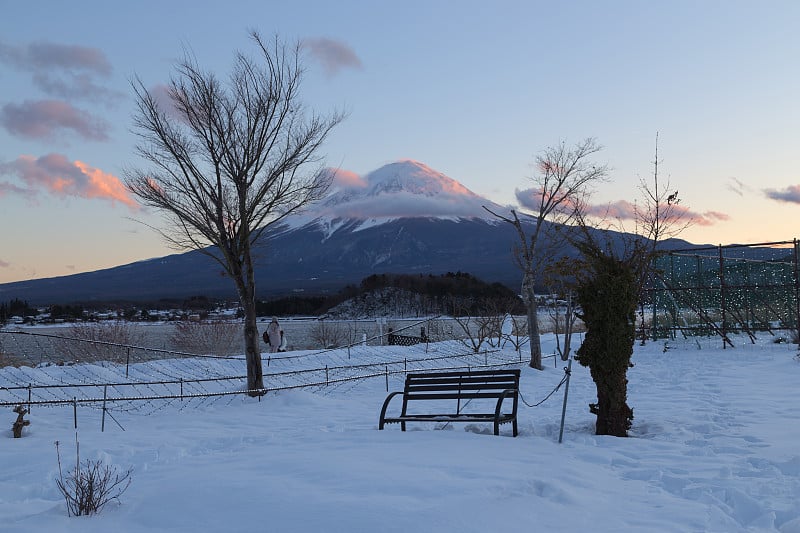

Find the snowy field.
xmin=1 ymin=333 xmax=799 ymax=532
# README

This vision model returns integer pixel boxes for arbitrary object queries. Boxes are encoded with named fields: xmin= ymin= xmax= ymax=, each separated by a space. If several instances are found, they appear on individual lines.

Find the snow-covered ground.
xmin=1 ymin=333 xmax=799 ymax=532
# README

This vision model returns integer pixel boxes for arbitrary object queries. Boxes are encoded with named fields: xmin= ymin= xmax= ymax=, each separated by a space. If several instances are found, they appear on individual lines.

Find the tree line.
xmin=256 ymin=272 xmax=524 ymax=317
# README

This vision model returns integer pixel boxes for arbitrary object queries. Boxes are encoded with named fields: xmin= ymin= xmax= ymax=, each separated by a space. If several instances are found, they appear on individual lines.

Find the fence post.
xmin=325 ymin=365 xmax=329 ymax=386
xmin=719 ymin=244 xmax=727 ymax=349
xmin=385 ymin=365 xmax=389 ymax=392
xmin=27 ymin=383 xmax=32 ymax=413
xmin=126 ymin=347 xmax=130 ymax=378
xmin=73 ymin=397 xmax=77 ymax=429
xmin=794 ymin=238 xmax=800 ymax=343
xmin=180 ymin=379 xmax=184 ymax=401
xmin=101 ymin=385 xmax=107 ymax=432
xmin=558 ymin=358 xmax=573 ymax=444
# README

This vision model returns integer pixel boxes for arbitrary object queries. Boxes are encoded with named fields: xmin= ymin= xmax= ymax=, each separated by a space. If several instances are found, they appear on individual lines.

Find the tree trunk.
xmin=588 ymin=365 xmax=632 ymax=437
xmin=242 ymin=292 xmax=264 ymax=395
xmin=234 ymin=250 xmax=264 ymax=396
xmin=526 ymin=299 xmax=542 ymax=369
xmin=574 ymin=251 xmax=636 ymax=437
xmin=522 ymin=272 xmax=543 ymax=370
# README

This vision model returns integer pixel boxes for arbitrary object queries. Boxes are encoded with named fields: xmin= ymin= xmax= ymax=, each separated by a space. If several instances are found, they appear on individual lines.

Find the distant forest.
xmin=0 ymin=272 xmax=523 ymax=324
xmin=256 ymin=272 xmax=524 ymax=317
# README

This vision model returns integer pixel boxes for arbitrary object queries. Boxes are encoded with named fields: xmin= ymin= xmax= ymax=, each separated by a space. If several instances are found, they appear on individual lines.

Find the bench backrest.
xmin=403 ymin=369 xmax=520 ymax=401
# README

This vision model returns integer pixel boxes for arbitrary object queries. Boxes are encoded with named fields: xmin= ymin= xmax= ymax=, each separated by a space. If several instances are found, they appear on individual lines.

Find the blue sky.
xmin=1 ymin=1 xmax=798 ymax=284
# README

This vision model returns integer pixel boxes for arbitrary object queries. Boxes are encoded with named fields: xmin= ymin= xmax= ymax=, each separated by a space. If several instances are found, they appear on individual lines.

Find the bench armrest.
xmin=492 ymin=388 xmax=519 ymax=435
xmin=379 ymin=391 xmax=405 ymax=429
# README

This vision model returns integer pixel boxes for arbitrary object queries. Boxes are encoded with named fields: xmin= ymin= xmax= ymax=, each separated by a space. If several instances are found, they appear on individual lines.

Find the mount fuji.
xmin=283 ymin=160 xmax=504 ymax=235
xmin=0 ymin=161 xmax=564 ymax=303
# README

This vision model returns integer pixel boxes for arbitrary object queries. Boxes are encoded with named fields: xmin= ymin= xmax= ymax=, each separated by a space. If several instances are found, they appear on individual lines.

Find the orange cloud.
xmin=73 ymin=160 xmax=138 ymax=208
xmin=329 ymin=168 xmax=366 ymax=188
xmin=0 ymin=153 xmax=138 ymax=209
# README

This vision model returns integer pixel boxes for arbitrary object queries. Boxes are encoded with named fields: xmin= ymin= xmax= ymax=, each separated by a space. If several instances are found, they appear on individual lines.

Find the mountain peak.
xmin=363 ymin=160 xmax=476 ymax=198
xmin=296 ymin=160 xmax=503 ymax=232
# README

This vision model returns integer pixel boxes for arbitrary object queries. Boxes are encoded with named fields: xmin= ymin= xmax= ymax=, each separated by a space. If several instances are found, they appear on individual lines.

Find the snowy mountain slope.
xmin=286 ymin=160 xmax=509 ymax=237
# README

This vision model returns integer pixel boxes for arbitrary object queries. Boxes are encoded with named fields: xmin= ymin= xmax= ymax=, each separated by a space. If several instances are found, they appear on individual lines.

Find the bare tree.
xmin=484 ymin=138 xmax=608 ymax=369
xmin=310 ymin=319 xmax=345 ymax=349
xmin=171 ymin=319 xmax=242 ymax=356
xmin=125 ymin=32 xmax=344 ymax=395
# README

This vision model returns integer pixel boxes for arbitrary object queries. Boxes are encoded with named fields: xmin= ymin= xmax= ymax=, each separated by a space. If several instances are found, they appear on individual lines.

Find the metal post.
xmin=719 ymin=244 xmax=727 ymax=349
xmin=385 ymin=365 xmax=389 ymax=392
xmin=670 ymin=254 xmax=676 ymax=339
xmin=126 ymin=347 xmax=130 ymax=378
xmin=73 ymin=397 xmax=77 ymax=429
xmin=558 ymin=358 xmax=573 ymax=444
xmin=101 ymin=385 xmax=107 ymax=432
xmin=325 ymin=365 xmax=329 ymax=386
xmin=651 ymin=287 xmax=658 ymax=341
xmin=180 ymin=379 xmax=184 ymax=401
xmin=794 ymin=239 xmax=800 ymax=343
xmin=27 ymin=383 xmax=31 ymax=413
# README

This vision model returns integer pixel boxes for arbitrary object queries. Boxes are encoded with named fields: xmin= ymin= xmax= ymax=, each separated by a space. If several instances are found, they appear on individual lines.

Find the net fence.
xmin=0 ymin=317 xmax=530 ymax=418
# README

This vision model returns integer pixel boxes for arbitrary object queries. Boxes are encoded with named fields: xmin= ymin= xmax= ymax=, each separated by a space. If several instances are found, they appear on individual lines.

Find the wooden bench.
xmin=378 ymin=369 xmax=520 ymax=437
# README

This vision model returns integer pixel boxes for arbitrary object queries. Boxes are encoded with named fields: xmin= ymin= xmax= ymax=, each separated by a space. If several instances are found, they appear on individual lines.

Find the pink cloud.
xmin=0 ymin=180 xmax=32 ymax=198
xmin=330 ymin=168 xmax=367 ymax=188
xmin=0 ymin=40 xmax=117 ymax=105
xmin=764 ymin=185 xmax=800 ymax=204
xmin=303 ymin=37 xmax=362 ymax=77
xmin=586 ymin=199 xmax=729 ymax=227
xmin=0 ymin=153 xmax=138 ymax=209
xmin=0 ymin=40 xmax=111 ymax=74
xmin=0 ymin=100 xmax=109 ymax=141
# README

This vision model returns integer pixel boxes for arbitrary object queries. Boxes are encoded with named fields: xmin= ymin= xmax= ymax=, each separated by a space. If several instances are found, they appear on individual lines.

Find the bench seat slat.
xmin=406 ymin=388 xmax=516 ymax=401
xmin=407 ymin=384 xmax=516 ymax=393
xmin=382 ymin=414 xmax=515 ymax=423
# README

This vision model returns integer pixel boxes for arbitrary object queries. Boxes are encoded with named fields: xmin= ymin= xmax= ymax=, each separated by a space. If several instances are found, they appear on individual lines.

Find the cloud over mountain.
xmin=314 ymin=160 xmax=499 ymax=223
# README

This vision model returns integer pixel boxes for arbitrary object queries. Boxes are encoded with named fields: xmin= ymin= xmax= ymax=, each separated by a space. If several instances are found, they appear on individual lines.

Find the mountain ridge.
xmin=0 ymin=159 xmax=715 ymax=305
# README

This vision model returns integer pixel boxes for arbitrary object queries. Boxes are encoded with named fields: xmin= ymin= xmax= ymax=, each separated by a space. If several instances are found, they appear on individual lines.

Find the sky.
xmin=1 ymin=0 xmax=799 ymax=284
xmin=2 ymin=329 xmax=799 ymax=531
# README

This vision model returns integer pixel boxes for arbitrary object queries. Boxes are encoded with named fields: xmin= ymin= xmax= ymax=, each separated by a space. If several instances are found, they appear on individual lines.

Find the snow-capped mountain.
xmin=287 ymin=160 xmax=506 ymax=237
